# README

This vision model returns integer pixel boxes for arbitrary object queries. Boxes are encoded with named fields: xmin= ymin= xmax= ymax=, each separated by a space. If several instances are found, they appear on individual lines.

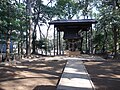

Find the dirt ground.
xmin=0 ymin=56 xmax=120 ymax=90
xmin=84 ymin=60 xmax=120 ymax=90
xmin=0 ymin=59 xmax=67 ymax=90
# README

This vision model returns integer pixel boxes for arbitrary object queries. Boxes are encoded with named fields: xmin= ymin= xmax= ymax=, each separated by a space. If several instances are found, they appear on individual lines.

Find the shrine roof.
xmin=49 ymin=19 xmax=97 ymax=26
xmin=49 ymin=19 xmax=97 ymax=31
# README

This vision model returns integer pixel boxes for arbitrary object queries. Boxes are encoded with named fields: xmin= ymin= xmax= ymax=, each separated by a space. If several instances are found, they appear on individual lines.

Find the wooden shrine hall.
xmin=49 ymin=19 xmax=97 ymax=56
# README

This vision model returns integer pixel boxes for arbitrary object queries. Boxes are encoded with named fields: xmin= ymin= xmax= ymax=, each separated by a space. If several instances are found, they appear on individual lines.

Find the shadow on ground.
xmin=0 ymin=59 xmax=67 ymax=90
xmin=84 ymin=60 xmax=120 ymax=90
xmin=33 ymin=85 xmax=56 ymax=90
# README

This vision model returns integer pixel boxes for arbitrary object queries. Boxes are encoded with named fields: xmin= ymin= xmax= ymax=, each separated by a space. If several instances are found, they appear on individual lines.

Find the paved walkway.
xmin=57 ymin=57 xmax=96 ymax=90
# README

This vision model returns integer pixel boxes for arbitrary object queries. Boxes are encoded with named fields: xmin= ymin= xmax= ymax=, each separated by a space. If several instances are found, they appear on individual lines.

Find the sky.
xmin=43 ymin=0 xmax=49 ymax=5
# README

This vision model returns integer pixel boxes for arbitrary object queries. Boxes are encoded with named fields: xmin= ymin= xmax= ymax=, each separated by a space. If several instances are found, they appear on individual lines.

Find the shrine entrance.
xmin=49 ymin=19 xmax=97 ymax=56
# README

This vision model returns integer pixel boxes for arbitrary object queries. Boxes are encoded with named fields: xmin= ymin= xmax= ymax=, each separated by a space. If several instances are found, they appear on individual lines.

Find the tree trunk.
xmin=6 ymin=31 xmax=11 ymax=61
xmin=26 ymin=0 xmax=33 ymax=57
xmin=38 ymin=24 xmax=43 ymax=54
xmin=20 ymin=41 xmax=23 ymax=58
xmin=25 ymin=1 xmax=29 ymax=56
xmin=18 ymin=42 xmax=20 ymax=55
xmin=26 ymin=28 xmax=29 ymax=56
xmin=32 ymin=11 xmax=40 ymax=54
xmin=113 ymin=25 xmax=117 ymax=58
xmin=102 ymin=27 xmax=107 ymax=53
xmin=28 ymin=20 xmax=33 ymax=57
xmin=46 ymin=25 xmax=50 ymax=39
xmin=32 ymin=32 xmax=36 ymax=54
xmin=5 ymin=2 xmax=11 ymax=62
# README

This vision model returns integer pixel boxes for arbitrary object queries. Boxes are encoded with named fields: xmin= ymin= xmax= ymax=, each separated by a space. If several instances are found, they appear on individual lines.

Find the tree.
xmin=25 ymin=0 xmax=33 ymax=57
xmin=31 ymin=0 xmax=56 ymax=54
xmin=0 ymin=0 xmax=28 ymax=61
xmin=0 ymin=0 xmax=18 ymax=61
xmin=93 ymin=0 xmax=120 ymax=58
xmin=55 ymin=0 xmax=82 ymax=19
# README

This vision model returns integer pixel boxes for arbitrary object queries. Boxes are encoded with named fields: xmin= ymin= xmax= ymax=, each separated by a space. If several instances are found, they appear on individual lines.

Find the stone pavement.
xmin=57 ymin=58 xmax=95 ymax=90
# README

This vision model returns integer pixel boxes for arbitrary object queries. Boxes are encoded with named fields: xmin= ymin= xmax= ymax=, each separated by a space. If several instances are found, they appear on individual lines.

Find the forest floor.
xmin=0 ymin=57 xmax=67 ymax=90
xmin=83 ymin=59 xmax=120 ymax=90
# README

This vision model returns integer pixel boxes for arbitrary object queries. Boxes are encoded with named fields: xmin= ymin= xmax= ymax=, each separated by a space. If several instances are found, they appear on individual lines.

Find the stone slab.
xmin=57 ymin=59 xmax=95 ymax=90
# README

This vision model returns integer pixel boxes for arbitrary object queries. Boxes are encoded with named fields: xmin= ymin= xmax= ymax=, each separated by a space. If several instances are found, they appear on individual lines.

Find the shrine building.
xmin=49 ymin=19 xmax=97 ymax=56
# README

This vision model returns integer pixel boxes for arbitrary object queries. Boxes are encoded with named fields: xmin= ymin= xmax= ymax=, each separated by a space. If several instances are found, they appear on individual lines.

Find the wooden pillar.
xmin=58 ymin=31 xmax=61 ymax=55
xmin=62 ymin=42 xmax=64 ymax=55
xmin=57 ymin=29 xmax=59 ymax=55
xmin=88 ymin=30 xmax=90 ymax=54
xmin=61 ymin=32 xmax=64 ymax=55
xmin=90 ymin=26 xmax=93 ymax=54
xmin=86 ymin=31 xmax=88 ymax=53
xmin=89 ymin=29 xmax=91 ymax=54
xmin=53 ymin=27 xmax=56 ymax=56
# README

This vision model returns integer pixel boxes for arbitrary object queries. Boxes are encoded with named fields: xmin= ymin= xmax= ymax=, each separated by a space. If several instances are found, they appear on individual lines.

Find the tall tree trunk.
xmin=102 ymin=27 xmax=107 ymax=53
xmin=112 ymin=0 xmax=118 ymax=59
xmin=32 ymin=31 xmax=36 ymax=54
xmin=26 ymin=1 xmax=29 ymax=56
xmin=28 ymin=19 xmax=33 ymax=57
xmin=38 ymin=24 xmax=43 ymax=54
xmin=26 ymin=28 xmax=29 ymax=56
xmin=26 ymin=0 xmax=33 ymax=57
xmin=6 ymin=30 xmax=11 ymax=61
xmin=18 ymin=42 xmax=20 ymax=55
xmin=113 ymin=25 xmax=117 ymax=58
xmin=46 ymin=25 xmax=50 ymax=39
xmin=32 ymin=11 xmax=40 ymax=54
xmin=6 ymin=2 xmax=11 ymax=62
xmin=20 ymin=25 xmax=23 ymax=58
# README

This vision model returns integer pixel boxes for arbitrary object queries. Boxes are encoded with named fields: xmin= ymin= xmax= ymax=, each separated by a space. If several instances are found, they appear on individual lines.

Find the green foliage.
xmin=55 ymin=0 xmax=82 ymax=19
xmin=0 ymin=0 xmax=27 ymax=42
xmin=32 ymin=0 xmax=56 ymax=25
xmin=92 ymin=0 xmax=120 ymax=56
